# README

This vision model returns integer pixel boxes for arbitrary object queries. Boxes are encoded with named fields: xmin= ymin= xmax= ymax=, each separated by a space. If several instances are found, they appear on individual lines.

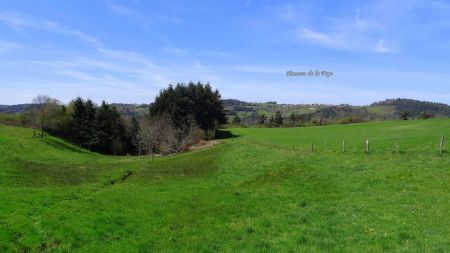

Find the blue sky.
xmin=1 ymin=0 xmax=450 ymax=105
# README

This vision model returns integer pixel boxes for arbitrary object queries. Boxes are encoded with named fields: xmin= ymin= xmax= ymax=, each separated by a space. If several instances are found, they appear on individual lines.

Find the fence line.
xmin=234 ymin=135 xmax=446 ymax=155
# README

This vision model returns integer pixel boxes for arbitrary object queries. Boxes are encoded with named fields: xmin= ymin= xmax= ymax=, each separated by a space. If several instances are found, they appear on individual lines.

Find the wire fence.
xmin=231 ymin=135 xmax=447 ymax=155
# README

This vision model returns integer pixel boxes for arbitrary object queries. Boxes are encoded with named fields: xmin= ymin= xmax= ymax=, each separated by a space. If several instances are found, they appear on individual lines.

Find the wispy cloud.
xmin=0 ymin=51 xmax=172 ymax=103
xmin=0 ymin=11 xmax=102 ymax=47
xmin=0 ymin=11 xmax=218 ymax=103
xmin=229 ymin=65 xmax=282 ymax=75
xmin=266 ymin=2 xmax=399 ymax=53
xmin=161 ymin=46 xmax=188 ymax=57
xmin=295 ymin=28 xmax=335 ymax=46
xmin=374 ymin=39 xmax=392 ymax=53
xmin=103 ymin=1 xmax=152 ymax=29
xmin=0 ymin=40 xmax=20 ymax=53
xmin=0 ymin=9 xmax=223 ymax=103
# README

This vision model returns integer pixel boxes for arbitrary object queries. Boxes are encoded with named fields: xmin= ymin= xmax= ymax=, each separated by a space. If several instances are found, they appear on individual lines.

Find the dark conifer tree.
xmin=83 ymin=100 xmax=97 ymax=150
xmin=93 ymin=102 xmax=127 ymax=154
xmin=94 ymin=101 xmax=113 ymax=153
xmin=129 ymin=116 xmax=141 ymax=153
xmin=149 ymin=82 xmax=226 ymax=134
xmin=71 ymin=97 xmax=85 ymax=145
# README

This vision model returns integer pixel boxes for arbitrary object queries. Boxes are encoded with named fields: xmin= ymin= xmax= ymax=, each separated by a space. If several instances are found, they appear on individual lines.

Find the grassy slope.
xmin=1 ymin=120 xmax=450 ymax=252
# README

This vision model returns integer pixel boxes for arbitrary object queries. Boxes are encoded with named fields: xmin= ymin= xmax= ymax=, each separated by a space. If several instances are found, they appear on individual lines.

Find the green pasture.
xmin=1 ymin=119 xmax=449 ymax=252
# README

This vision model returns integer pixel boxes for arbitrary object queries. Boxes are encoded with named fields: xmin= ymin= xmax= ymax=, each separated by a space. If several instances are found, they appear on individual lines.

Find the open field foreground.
xmin=1 ymin=119 xmax=450 ymax=252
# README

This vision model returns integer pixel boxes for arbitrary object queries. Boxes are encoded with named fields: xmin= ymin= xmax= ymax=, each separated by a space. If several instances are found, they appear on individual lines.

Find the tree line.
xmin=9 ymin=82 xmax=226 ymax=156
xmin=28 ymin=95 xmax=131 ymax=155
xmin=225 ymin=98 xmax=450 ymax=128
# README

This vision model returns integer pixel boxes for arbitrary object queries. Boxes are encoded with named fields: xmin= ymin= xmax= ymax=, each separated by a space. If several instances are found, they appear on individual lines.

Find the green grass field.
xmin=1 ymin=119 xmax=450 ymax=252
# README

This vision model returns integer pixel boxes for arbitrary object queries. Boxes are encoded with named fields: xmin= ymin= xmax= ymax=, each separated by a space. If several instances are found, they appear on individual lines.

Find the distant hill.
xmin=0 ymin=104 xmax=33 ymax=113
xmin=110 ymin=103 xmax=149 ymax=117
xmin=2 ymin=98 xmax=449 ymax=123
xmin=0 ymin=103 xmax=149 ymax=117
xmin=371 ymin=99 xmax=450 ymax=118
xmin=223 ymin=98 xmax=450 ymax=126
xmin=222 ymin=99 xmax=329 ymax=116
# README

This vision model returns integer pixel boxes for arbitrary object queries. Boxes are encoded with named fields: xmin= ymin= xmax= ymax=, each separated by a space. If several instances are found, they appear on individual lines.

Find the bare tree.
xmin=31 ymin=95 xmax=60 ymax=138
xmin=166 ymin=114 xmax=204 ymax=153
xmin=133 ymin=131 xmax=145 ymax=164
xmin=139 ymin=117 xmax=163 ymax=159
xmin=139 ymin=114 xmax=205 ymax=156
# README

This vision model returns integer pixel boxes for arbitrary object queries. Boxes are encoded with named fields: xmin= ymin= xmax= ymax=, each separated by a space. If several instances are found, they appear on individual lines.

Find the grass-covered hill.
xmin=3 ymin=98 xmax=450 ymax=123
xmin=370 ymin=98 xmax=450 ymax=118
xmin=1 ymin=119 xmax=450 ymax=252
xmin=224 ymin=98 xmax=450 ymax=122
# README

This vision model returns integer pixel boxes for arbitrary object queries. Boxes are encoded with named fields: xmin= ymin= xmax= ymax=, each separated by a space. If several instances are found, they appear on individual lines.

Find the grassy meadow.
xmin=1 ymin=119 xmax=450 ymax=252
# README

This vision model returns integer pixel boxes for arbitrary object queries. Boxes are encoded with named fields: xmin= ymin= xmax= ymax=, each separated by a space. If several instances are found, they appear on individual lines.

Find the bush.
xmin=0 ymin=113 xmax=29 ymax=126
xmin=337 ymin=116 xmax=365 ymax=124
xmin=139 ymin=114 xmax=206 ymax=155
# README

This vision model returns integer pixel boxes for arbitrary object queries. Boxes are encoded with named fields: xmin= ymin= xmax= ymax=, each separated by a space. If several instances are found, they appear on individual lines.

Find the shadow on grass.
xmin=40 ymin=137 xmax=94 ymax=155
xmin=215 ymin=129 xmax=240 ymax=139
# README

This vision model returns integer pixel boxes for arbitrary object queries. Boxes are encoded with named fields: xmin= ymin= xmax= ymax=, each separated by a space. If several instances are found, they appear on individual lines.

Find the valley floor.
xmin=1 ymin=119 xmax=450 ymax=252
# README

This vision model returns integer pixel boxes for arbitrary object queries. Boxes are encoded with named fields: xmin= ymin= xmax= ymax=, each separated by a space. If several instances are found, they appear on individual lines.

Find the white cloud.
xmin=229 ymin=65 xmax=281 ymax=75
xmin=103 ymin=1 xmax=152 ymax=29
xmin=296 ymin=28 xmax=334 ymax=46
xmin=0 ymin=11 xmax=102 ymax=47
xmin=0 ymin=11 xmax=211 ymax=102
xmin=374 ymin=39 xmax=392 ymax=53
xmin=266 ymin=2 xmax=401 ymax=53
xmin=161 ymin=47 xmax=188 ymax=57
xmin=0 ymin=41 xmax=20 ymax=53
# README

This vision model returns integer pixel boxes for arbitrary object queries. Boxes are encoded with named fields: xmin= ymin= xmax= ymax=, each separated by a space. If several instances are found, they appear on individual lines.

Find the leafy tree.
xmin=258 ymin=114 xmax=267 ymax=125
xmin=274 ymin=111 xmax=283 ymax=127
xmin=267 ymin=115 xmax=275 ymax=128
xmin=31 ymin=95 xmax=60 ymax=137
xmin=400 ymin=111 xmax=410 ymax=120
xmin=289 ymin=112 xmax=297 ymax=125
xmin=50 ymin=105 xmax=72 ymax=138
xmin=232 ymin=114 xmax=241 ymax=124
xmin=418 ymin=111 xmax=433 ymax=119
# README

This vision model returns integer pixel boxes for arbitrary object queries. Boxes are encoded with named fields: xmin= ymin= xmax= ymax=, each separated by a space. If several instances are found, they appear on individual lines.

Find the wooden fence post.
xmin=365 ymin=139 xmax=369 ymax=154
xmin=342 ymin=140 xmax=345 ymax=153
xmin=394 ymin=140 xmax=399 ymax=154
xmin=440 ymin=135 xmax=445 ymax=154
